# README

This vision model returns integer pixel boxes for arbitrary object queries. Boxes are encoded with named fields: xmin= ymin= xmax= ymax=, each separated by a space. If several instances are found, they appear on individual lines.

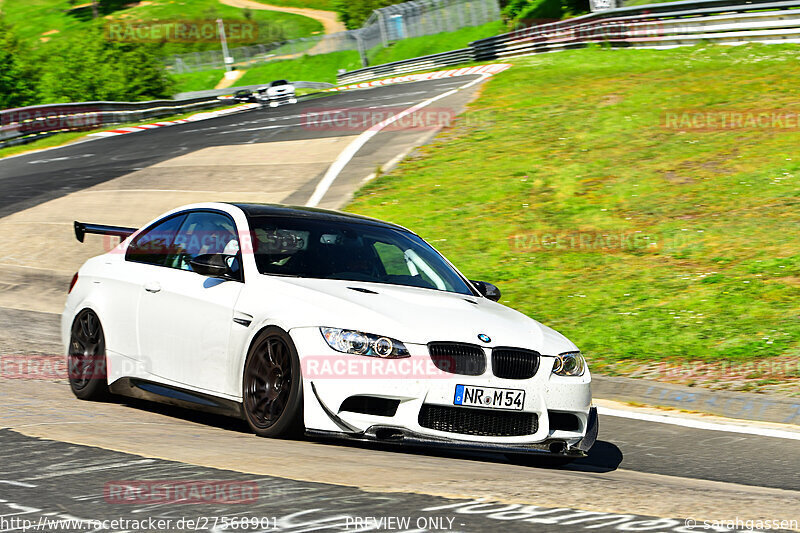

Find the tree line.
xmin=1 ymin=17 xmax=173 ymax=110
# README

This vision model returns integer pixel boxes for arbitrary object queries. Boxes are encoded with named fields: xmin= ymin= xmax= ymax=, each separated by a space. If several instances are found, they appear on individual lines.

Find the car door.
xmin=136 ymin=210 xmax=244 ymax=394
xmin=106 ymin=212 xmax=187 ymax=375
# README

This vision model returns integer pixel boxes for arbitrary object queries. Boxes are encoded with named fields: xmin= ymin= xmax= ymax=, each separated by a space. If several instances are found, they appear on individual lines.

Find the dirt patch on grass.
xmin=663 ymin=170 xmax=695 ymax=184
xmin=598 ymin=93 xmax=624 ymax=107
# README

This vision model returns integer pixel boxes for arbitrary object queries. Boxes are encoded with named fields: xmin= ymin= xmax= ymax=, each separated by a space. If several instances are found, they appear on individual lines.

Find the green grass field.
xmin=172 ymin=69 xmax=229 ymax=94
xmin=234 ymin=50 xmax=362 ymax=85
xmin=3 ymin=0 xmax=322 ymax=52
xmin=367 ymin=21 xmax=504 ymax=65
xmin=346 ymin=44 xmax=800 ymax=370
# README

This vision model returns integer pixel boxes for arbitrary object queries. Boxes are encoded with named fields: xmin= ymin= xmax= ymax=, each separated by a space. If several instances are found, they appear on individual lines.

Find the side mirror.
xmin=189 ymin=253 xmax=240 ymax=281
xmin=470 ymin=280 xmax=501 ymax=302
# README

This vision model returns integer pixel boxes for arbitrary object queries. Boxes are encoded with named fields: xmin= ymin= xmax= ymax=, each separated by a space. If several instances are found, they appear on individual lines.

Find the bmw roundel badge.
xmin=478 ymin=333 xmax=491 ymax=343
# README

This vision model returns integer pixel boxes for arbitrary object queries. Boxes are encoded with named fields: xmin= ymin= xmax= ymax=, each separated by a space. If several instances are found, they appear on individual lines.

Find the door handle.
xmin=144 ymin=281 xmax=161 ymax=293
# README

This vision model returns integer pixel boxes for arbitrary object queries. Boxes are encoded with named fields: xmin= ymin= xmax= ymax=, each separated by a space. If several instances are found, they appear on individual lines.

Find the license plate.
xmin=453 ymin=384 xmax=525 ymax=411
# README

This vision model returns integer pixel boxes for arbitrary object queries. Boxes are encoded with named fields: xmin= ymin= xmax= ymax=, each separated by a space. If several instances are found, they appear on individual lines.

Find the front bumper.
xmin=307 ymin=407 xmax=598 ymax=457
xmin=259 ymin=93 xmax=297 ymax=107
xmin=291 ymin=327 xmax=594 ymax=455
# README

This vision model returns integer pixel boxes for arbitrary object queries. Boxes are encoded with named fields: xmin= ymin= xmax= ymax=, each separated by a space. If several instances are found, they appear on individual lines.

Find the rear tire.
xmin=68 ymin=309 xmax=109 ymax=401
xmin=242 ymin=327 xmax=303 ymax=438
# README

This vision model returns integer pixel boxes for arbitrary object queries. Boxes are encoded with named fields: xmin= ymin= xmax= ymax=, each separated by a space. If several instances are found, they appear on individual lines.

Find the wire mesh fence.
xmin=164 ymin=0 xmax=500 ymax=73
xmin=361 ymin=0 xmax=501 ymax=49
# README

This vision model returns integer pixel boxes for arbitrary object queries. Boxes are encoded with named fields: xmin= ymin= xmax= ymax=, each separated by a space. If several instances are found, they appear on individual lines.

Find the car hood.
xmin=257 ymin=276 xmax=577 ymax=354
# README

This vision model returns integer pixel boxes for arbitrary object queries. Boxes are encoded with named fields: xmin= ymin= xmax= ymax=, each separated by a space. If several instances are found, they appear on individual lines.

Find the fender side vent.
xmin=339 ymin=395 xmax=400 ymax=417
xmin=348 ymin=287 xmax=379 ymax=294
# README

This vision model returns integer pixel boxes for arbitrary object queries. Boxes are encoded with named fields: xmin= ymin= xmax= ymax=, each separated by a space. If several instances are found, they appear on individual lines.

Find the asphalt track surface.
xmin=0 ymin=77 xmax=474 ymax=217
xmin=0 ymin=76 xmax=798 ymax=531
xmin=0 ymin=431 xmax=733 ymax=533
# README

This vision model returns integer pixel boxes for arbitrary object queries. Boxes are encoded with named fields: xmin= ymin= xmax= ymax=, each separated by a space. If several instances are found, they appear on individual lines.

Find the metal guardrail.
xmin=471 ymin=0 xmax=800 ymax=60
xmin=0 ymin=96 xmax=227 ymax=148
xmin=337 ymin=48 xmax=475 ymax=84
xmin=337 ymin=0 xmax=800 ymax=83
xmin=0 ymin=81 xmax=334 ymax=149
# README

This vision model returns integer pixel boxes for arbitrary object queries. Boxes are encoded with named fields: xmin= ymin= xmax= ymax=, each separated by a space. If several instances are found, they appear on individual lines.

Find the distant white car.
xmin=256 ymin=79 xmax=297 ymax=108
xmin=64 ymin=203 xmax=597 ymax=465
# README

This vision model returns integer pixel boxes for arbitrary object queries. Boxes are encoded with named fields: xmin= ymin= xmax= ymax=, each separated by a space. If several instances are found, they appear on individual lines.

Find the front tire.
xmin=242 ymin=327 xmax=303 ymax=437
xmin=68 ymin=309 xmax=109 ymax=401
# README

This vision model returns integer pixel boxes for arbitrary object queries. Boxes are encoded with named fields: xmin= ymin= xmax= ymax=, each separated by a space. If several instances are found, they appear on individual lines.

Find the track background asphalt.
xmin=0 ymin=78 xmax=475 ymax=218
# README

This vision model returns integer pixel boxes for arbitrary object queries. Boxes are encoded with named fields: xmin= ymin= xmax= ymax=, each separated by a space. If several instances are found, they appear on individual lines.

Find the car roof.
xmin=227 ymin=203 xmax=410 ymax=232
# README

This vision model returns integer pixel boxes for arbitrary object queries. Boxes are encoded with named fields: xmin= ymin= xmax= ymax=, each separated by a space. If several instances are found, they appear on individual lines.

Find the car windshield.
xmin=270 ymin=80 xmax=288 ymax=87
xmin=248 ymin=216 xmax=474 ymax=295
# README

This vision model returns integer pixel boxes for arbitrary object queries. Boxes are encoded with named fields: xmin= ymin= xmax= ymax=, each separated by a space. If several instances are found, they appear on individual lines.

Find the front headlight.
xmin=552 ymin=351 xmax=586 ymax=377
xmin=320 ymin=327 xmax=410 ymax=358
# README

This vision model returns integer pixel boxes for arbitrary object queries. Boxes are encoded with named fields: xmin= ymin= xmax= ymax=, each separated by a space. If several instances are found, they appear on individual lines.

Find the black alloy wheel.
xmin=242 ymin=327 xmax=303 ymax=437
xmin=68 ymin=309 xmax=109 ymax=400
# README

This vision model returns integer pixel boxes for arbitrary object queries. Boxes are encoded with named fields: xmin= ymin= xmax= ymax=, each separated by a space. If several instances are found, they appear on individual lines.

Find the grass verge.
xmin=346 ymin=44 xmax=800 ymax=373
xmin=237 ymin=50 xmax=362 ymax=85
xmin=367 ymin=21 xmax=505 ymax=65
xmin=172 ymin=69 xmax=229 ymax=94
xmin=4 ymin=0 xmax=322 ymax=52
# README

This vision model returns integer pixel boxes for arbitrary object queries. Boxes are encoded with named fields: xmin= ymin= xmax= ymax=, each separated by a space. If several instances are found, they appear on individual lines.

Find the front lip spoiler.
xmin=309 ymin=380 xmax=596 ymax=457
xmin=305 ymin=426 xmax=588 ymax=457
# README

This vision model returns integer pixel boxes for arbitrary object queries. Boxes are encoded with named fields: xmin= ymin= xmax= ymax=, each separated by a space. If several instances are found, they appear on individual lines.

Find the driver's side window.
xmin=125 ymin=214 xmax=187 ymax=266
xmin=165 ymin=211 xmax=239 ymax=272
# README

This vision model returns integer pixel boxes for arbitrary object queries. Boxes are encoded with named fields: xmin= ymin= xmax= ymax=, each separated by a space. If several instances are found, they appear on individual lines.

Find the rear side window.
xmin=125 ymin=214 xmax=186 ymax=266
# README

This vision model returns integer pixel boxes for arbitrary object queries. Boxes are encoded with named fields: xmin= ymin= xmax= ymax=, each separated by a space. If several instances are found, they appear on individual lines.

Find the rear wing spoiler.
xmin=74 ymin=221 xmax=137 ymax=243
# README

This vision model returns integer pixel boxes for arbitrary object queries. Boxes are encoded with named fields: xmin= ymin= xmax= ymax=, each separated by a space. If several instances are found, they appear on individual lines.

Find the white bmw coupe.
xmin=64 ymin=203 xmax=597 ymax=464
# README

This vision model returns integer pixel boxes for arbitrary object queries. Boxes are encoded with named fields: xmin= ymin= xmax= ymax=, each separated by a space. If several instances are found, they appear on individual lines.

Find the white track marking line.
xmin=306 ymin=73 xmax=493 ymax=207
xmin=597 ymin=406 xmax=800 ymax=440
xmin=0 ymin=480 xmax=37 ymax=488
xmin=21 ymin=459 xmax=156 ymax=480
